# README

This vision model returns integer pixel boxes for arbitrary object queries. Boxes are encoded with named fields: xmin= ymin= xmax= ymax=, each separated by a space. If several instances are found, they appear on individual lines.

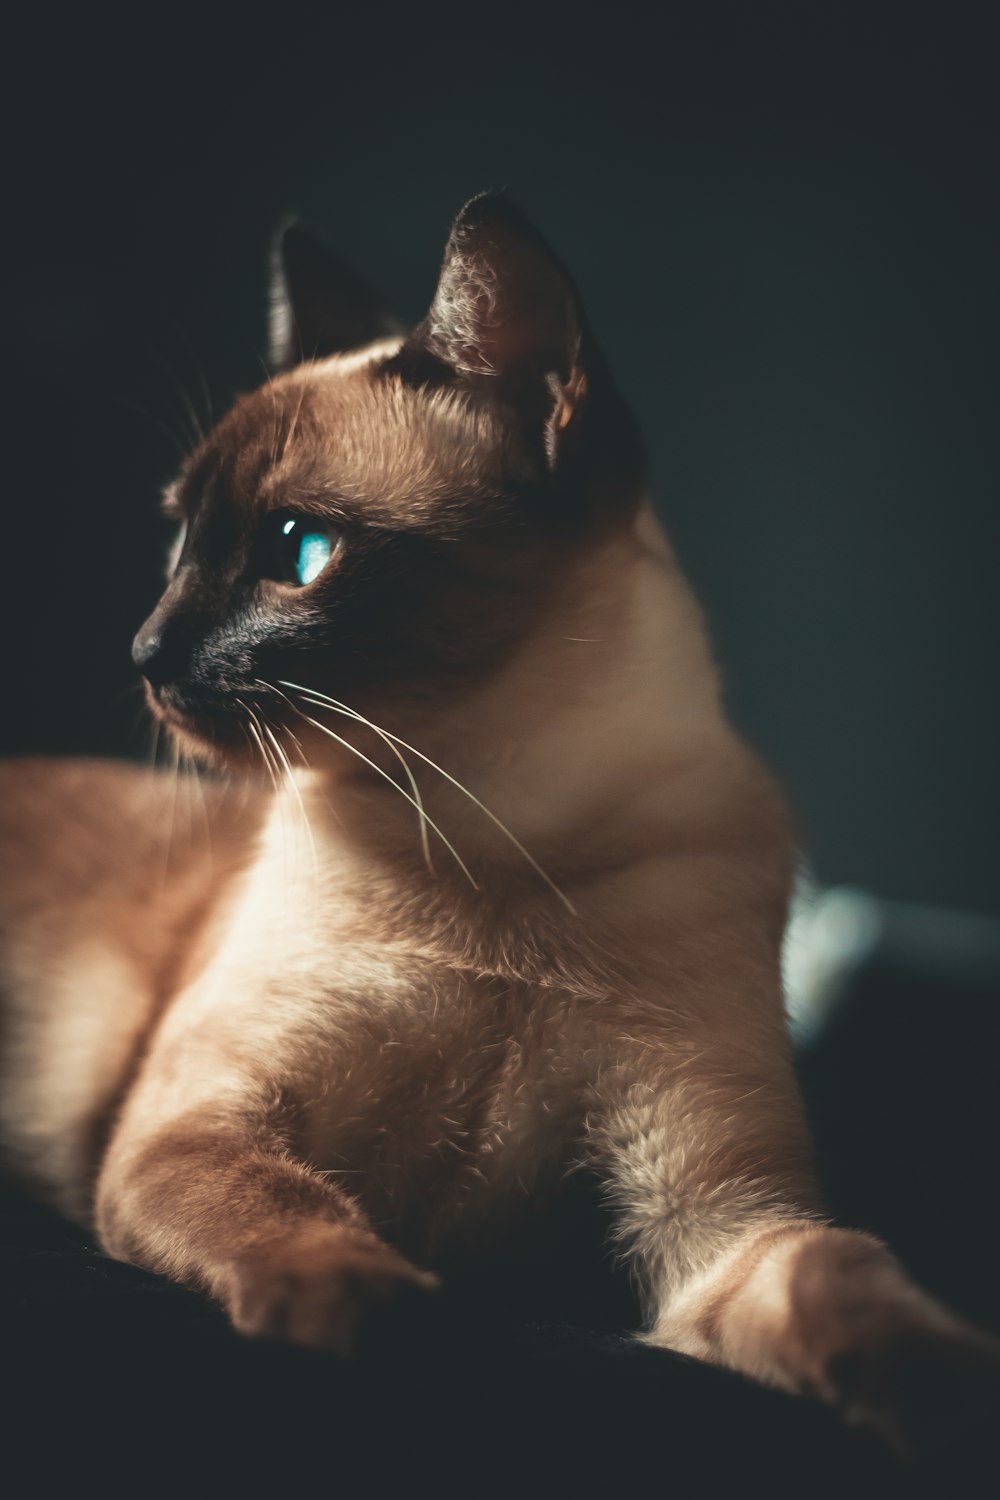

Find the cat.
xmin=0 ymin=194 xmax=996 ymax=1454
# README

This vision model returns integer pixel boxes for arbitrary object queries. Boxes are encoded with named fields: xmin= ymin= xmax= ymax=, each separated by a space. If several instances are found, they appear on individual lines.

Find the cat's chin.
xmin=148 ymin=693 xmax=253 ymax=770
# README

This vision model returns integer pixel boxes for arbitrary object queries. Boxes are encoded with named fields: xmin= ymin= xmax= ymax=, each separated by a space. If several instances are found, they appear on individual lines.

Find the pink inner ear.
xmin=543 ymin=368 xmax=588 ymax=467
xmin=554 ymin=368 xmax=587 ymax=430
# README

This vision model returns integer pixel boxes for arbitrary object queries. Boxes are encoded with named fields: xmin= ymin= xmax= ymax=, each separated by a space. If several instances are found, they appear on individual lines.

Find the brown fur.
xmin=1 ymin=195 xmax=996 ymax=1453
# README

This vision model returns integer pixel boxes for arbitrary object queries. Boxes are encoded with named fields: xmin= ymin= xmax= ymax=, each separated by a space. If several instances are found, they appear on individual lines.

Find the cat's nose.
xmin=132 ymin=621 xmax=189 ymax=688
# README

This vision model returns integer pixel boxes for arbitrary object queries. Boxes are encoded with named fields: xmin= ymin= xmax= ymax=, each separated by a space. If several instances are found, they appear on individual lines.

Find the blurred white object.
xmin=783 ymin=880 xmax=1000 ymax=1046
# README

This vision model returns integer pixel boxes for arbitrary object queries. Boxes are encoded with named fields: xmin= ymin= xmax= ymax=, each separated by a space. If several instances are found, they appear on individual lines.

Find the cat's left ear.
xmin=270 ymin=223 xmax=400 ymax=369
xmin=393 ymin=194 xmax=588 ymax=469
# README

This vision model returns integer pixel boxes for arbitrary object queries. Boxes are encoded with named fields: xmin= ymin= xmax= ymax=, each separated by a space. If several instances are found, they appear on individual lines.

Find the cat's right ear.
xmin=269 ymin=223 xmax=400 ymax=370
xmin=385 ymin=194 xmax=591 ymax=474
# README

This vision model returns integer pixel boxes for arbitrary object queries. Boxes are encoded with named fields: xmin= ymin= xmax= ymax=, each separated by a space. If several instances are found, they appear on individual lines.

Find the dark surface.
xmin=1 ymin=1184 xmax=897 ymax=1497
xmin=799 ymin=917 xmax=1000 ymax=1340
xmin=3 ymin=902 xmax=998 ymax=1496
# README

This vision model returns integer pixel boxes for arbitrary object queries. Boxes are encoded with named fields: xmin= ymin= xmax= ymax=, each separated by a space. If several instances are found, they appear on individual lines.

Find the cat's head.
xmin=134 ymin=194 xmax=644 ymax=768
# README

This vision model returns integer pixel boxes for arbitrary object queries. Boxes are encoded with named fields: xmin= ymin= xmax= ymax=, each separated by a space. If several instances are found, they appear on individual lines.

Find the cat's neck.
xmin=258 ymin=503 xmax=737 ymax=909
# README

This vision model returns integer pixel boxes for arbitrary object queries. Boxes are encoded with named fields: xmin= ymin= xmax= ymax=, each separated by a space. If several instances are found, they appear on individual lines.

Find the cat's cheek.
xmin=220 ymin=1223 xmax=440 ymax=1354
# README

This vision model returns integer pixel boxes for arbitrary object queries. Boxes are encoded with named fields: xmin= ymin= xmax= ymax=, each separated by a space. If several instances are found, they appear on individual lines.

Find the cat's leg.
xmin=0 ymin=758 xmax=262 ymax=1223
xmin=650 ymin=1219 xmax=1000 ymax=1454
xmin=589 ymin=1009 xmax=1000 ymax=1454
xmin=95 ymin=1038 xmax=437 ymax=1352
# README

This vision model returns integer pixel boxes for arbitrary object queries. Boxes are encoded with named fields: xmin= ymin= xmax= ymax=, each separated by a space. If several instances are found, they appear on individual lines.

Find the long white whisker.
xmin=241 ymin=699 xmax=294 ymax=880
xmin=257 ymin=686 xmax=319 ymax=866
xmin=282 ymin=701 xmax=479 ymax=891
xmin=160 ymin=737 xmax=181 ymax=892
xmin=279 ymin=681 xmax=575 ymax=915
xmin=238 ymin=701 xmax=279 ymax=796
xmin=187 ymin=753 xmax=214 ymax=883
xmin=262 ymin=718 xmax=318 ymax=880
xmin=261 ymin=679 xmax=433 ymax=876
xmin=280 ymin=718 xmax=309 ymax=768
xmin=178 ymin=750 xmax=195 ymax=843
xmin=149 ymin=717 xmax=162 ymax=772
xmin=148 ymin=347 xmax=205 ymax=449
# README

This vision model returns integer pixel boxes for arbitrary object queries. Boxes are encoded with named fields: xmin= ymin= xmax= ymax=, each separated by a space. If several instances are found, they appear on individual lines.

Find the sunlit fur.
xmin=0 ymin=196 xmax=996 ymax=1451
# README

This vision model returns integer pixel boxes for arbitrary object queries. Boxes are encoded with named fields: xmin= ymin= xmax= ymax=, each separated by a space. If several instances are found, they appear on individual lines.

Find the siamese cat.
xmin=0 ymin=195 xmax=996 ymax=1454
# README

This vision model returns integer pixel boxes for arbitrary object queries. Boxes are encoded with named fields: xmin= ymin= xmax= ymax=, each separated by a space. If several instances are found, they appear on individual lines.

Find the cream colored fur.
xmin=1 ymin=344 xmax=996 ymax=1455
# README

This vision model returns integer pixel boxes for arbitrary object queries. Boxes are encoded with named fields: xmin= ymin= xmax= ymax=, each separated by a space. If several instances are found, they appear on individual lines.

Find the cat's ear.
xmin=270 ymin=223 xmax=399 ymax=369
xmin=395 ymin=194 xmax=588 ymax=468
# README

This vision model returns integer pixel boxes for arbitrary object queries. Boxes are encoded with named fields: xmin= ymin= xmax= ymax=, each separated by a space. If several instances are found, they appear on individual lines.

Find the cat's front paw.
xmin=223 ymin=1224 xmax=440 ymax=1355
xmin=836 ymin=1318 xmax=1000 ymax=1459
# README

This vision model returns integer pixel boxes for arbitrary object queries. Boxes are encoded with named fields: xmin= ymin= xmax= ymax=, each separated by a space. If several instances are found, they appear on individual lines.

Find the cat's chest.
xmin=208 ymin=859 xmax=601 ymax=1245
xmin=286 ymin=953 xmax=588 ymax=1245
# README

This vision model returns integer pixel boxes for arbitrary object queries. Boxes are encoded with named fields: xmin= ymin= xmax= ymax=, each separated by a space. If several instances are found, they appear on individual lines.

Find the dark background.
xmin=4 ymin=1 xmax=999 ymax=915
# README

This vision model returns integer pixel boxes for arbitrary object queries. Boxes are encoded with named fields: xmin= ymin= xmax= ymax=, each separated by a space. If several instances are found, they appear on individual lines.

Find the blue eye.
xmin=296 ymin=532 xmax=331 ymax=585
xmin=266 ymin=514 xmax=341 ymax=586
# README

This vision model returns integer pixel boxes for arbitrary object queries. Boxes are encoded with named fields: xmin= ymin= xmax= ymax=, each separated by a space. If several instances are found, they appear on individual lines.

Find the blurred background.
xmin=4 ymin=1 xmax=998 ymax=915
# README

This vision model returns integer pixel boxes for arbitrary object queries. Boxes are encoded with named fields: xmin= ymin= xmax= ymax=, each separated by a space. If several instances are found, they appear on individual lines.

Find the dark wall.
xmin=5 ymin=3 xmax=999 ymax=912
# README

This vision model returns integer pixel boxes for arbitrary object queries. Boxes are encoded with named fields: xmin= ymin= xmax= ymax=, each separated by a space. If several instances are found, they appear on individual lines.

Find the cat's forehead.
xmin=181 ymin=352 xmax=514 ymax=530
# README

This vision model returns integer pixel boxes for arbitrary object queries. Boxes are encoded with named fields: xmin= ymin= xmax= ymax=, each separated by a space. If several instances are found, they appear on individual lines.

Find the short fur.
xmin=1 ymin=194 xmax=996 ymax=1451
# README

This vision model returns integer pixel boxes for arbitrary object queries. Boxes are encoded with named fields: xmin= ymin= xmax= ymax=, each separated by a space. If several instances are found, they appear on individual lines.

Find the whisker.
xmin=169 ymin=316 xmax=215 ymax=430
xmin=261 ymin=717 xmax=319 ymax=880
xmin=112 ymin=679 xmax=150 ymax=708
xmin=119 ymin=398 xmax=191 ymax=462
xmin=159 ymin=738 xmax=182 ymax=892
xmin=252 ymin=350 xmax=283 ymax=473
xmin=146 ymin=347 xmax=206 ymax=450
xmin=280 ymin=680 xmax=575 ymax=915
xmin=280 ymin=699 xmax=479 ymax=891
xmin=178 ymin=749 xmax=194 ymax=843
xmin=249 ymin=702 xmax=294 ymax=876
xmin=237 ymin=699 xmax=280 ymax=796
xmin=260 ymin=679 xmax=433 ymax=876
xmin=148 ymin=717 xmax=162 ymax=773
xmin=186 ymin=752 xmax=214 ymax=882
xmin=279 ymin=376 xmax=310 ymax=466
xmin=280 ymin=719 xmax=310 ymax=769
